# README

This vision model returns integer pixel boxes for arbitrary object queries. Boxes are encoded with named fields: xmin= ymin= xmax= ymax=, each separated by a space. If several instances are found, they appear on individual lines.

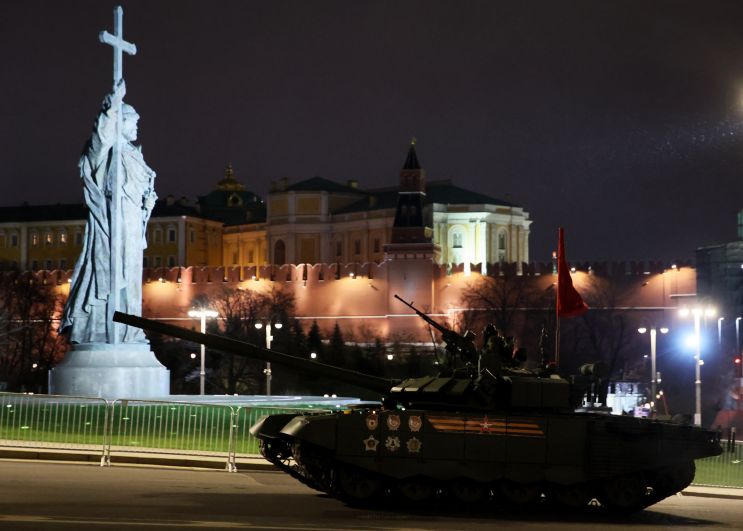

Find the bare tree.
xmin=0 ymin=272 xmax=67 ymax=392
xmin=205 ymin=285 xmax=296 ymax=394
xmin=560 ymin=275 xmax=633 ymax=378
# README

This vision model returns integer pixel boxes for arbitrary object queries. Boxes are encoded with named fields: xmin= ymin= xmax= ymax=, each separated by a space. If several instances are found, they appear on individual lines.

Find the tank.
xmin=114 ymin=302 xmax=721 ymax=512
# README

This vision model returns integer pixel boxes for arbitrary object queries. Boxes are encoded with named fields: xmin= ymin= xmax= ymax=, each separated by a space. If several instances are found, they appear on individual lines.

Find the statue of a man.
xmin=61 ymin=80 xmax=156 ymax=344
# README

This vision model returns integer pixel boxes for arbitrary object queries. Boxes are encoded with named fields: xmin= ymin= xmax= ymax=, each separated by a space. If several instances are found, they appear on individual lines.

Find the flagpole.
xmin=555 ymin=298 xmax=560 ymax=369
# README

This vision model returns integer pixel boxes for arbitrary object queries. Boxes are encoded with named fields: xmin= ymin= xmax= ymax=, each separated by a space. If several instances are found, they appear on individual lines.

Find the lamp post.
xmin=679 ymin=305 xmax=716 ymax=427
xmin=638 ymin=325 xmax=668 ymax=414
xmin=255 ymin=320 xmax=282 ymax=396
xmin=187 ymin=308 xmax=218 ymax=395
xmin=718 ymin=317 xmax=725 ymax=351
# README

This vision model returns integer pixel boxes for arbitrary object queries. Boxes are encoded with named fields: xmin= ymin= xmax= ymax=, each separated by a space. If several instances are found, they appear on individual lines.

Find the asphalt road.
xmin=0 ymin=460 xmax=741 ymax=530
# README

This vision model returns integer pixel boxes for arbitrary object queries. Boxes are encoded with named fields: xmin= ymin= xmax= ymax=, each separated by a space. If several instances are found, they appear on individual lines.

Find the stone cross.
xmin=99 ymin=6 xmax=137 ymax=343
xmin=99 ymin=6 xmax=137 ymax=84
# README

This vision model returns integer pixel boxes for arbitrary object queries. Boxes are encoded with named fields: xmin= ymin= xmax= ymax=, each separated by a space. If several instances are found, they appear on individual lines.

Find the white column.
xmin=177 ymin=217 xmax=186 ymax=266
xmin=479 ymin=220 xmax=487 ymax=274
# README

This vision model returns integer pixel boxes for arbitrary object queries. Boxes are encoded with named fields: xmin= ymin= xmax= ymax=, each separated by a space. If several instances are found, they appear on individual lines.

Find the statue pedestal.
xmin=49 ymin=343 xmax=170 ymax=399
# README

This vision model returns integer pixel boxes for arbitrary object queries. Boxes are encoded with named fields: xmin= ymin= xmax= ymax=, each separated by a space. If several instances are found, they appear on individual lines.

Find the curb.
xmin=0 ymin=446 xmax=276 ymax=471
xmin=3 ymin=447 xmax=743 ymax=499
xmin=681 ymin=487 xmax=743 ymax=500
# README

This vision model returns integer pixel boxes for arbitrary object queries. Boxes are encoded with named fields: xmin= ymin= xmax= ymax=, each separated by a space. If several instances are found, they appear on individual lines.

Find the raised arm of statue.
xmin=86 ymin=80 xmax=126 ymax=180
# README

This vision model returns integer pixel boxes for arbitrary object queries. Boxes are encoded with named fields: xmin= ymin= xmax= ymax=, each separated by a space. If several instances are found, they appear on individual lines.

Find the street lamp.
xmin=255 ymin=320 xmax=282 ymax=396
xmin=679 ymin=304 xmax=716 ymax=427
xmin=638 ymin=325 xmax=668 ymax=414
xmin=718 ymin=317 xmax=725 ymax=349
xmin=188 ymin=308 xmax=219 ymax=396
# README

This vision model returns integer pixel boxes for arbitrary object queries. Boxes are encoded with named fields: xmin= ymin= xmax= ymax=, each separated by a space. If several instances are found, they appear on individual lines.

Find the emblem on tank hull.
xmin=365 ymin=413 xmax=378 ymax=430
xmin=385 ymin=436 xmax=401 ymax=452
xmin=363 ymin=435 xmax=379 ymax=452
xmin=408 ymin=415 xmax=422 ymax=432
xmin=386 ymin=414 xmax=401 ymax=431
xmin=406 ymin=437 xmax=422 ymax=453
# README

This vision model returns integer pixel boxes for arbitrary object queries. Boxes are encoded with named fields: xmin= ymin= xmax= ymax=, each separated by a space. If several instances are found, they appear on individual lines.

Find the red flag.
xmin=557 ymin=227 xmax=588 ymax=318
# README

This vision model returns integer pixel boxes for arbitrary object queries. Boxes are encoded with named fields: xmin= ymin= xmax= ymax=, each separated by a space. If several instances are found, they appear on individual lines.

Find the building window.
xmin=273 ymin=240 xmax=286 ymax=265
xmin=167 ymin=228 xmax=176 ymax=243
xmin=154 ymin=227 xmax=163 ymax=243
xmin=143 ymin=256 xmax=149 ymax=267
xmin=31 ymin=260 xmax=39 ymax=270
xmin=45 ymin=259 xmax=53 ymax=270
xmin=189 ymin=229 xmax=195 ymax=243
xmin=10 ymin=233 xmax=18 ymax=247
xmin=154 ymin=256 xmax=162 ymax=267
xmin=248 ymin=250 xmax=254 ymax=263
xmin=59 ymin=231 xmax=67 ymax=244
xmin=354 ymin=240 xmax=361 ymax=255
xmin=45 ymin=231 xmax=53 ymax=245
xmin=498 ymin=231 xmax=507 ymax=262
xmin=232 ymin=251 xmax=238 ymax=265
xmin=60 ymin=258 xmax=67 ymax=270
xmin=31 ymin=231 xmax=39 ymax=246
xmin=452 ymin=232 xmax=463 ymax=248
xmin=167 ymin=255 xmax=176 ymax=267
xmin=75 ymin=231 xmax=82 ymax=246
xmin=335 ymin=241 xmax=342 ymax=257
xmin=373 ymin=238 xmax=380 ymax=253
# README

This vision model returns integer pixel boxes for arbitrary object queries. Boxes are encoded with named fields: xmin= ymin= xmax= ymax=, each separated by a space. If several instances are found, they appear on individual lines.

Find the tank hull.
xmin=252 ymin=408 xmax=721 ymax=510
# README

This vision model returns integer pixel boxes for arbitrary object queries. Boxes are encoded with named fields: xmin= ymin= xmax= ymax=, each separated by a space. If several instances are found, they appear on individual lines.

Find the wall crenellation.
xmin=10 ymin=259 xmax=696 ymax=288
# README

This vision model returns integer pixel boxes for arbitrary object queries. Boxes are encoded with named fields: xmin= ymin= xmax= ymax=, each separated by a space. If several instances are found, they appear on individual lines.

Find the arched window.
xmin=31 ymin=231 xmax=39 ymax=247
xmin=452 ymin=232 xmax=463 ymax=248
xmin=273 ymin=239 xmax=286 ymax=265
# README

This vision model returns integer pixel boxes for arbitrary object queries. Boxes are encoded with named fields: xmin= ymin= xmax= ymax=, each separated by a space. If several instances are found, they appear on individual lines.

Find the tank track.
xmin=263 ymin=438 xmax=696 ymax=512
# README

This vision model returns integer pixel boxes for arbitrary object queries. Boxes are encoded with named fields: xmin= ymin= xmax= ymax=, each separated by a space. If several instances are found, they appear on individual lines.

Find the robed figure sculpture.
xmin=61 ymin=80 xmax=156 ymax=344
xmin=50 ymin=6 xmax=169 ymax=399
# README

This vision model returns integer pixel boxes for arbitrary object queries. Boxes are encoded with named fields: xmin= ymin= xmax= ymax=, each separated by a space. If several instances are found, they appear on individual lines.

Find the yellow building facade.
xmin=0 ymin=147 xmax=531 ymax=272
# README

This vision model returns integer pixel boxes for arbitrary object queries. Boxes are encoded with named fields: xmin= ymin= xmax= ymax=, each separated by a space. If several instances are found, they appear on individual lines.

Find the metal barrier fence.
xmin=693 ymin=441 xmax=743 ymax=488
xmin=0 ymin=392 xmax=328 ymax=471
xmin=0 ymin=393 xmax=109 ymax=463
xmin=0 ymin=392 xmax=741 ymax=487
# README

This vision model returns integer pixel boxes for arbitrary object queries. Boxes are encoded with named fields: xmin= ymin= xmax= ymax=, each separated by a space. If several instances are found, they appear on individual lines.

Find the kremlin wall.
xmin=35 ymin=259 xmax=697 ymax=340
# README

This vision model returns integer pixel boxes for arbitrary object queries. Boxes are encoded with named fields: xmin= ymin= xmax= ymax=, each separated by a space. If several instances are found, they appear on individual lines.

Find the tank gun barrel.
xmin=113 ymin=312 xmax=394 ymax=395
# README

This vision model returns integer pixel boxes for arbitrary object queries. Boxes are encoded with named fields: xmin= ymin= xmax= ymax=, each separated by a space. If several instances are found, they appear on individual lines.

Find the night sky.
xmin=3 ymin=1 xmax=743 ymax=262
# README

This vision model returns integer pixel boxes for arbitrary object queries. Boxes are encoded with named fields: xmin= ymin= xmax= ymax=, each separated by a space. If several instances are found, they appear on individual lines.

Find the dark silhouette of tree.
xmin=307 ymin=320 xmax=323 ymax=359
xmin=460 ymin=269 xmax=544 ymax=338
xmin=197 ymin=285 xmax=296 ymax=395
xmin=0 ymin=272 xmax=67 ymax=392
xmin=329 ymin=322 xmax=345 ymax=366
xmin=560 ymin=275 xmax=633 ymax=378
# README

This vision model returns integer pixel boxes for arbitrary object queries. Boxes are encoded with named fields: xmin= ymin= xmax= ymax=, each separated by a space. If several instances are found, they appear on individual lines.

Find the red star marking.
xmin=480 ymin=415 xmax=492 ymax=434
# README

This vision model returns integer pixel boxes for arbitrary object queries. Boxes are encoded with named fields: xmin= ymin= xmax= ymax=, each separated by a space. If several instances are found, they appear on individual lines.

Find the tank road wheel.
xmin=335 ymin=466 xmax=384 ymax=504
xmin=553 ymin=482 xmax=594 ymax=508
xmin=499 ymin=481 xmax=542 ymax=505
xmin=450 ymin=479 xmax=488 ymax=505
xmin=258 ymin=439 xmax=292 ymax=467
xmin=650 ymin=461 xmax=696 ymax=497
xmin=396 ymin=477 xmax=436 ymax=503
xmin=599 ymin=474 xmax=647 ymax=511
